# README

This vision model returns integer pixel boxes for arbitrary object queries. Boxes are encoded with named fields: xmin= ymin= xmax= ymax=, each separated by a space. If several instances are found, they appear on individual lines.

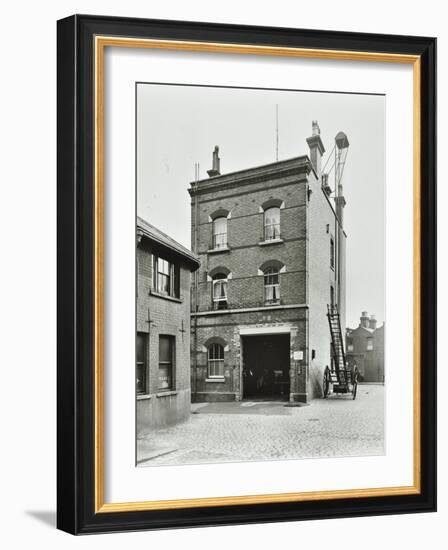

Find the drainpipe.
xmin=193 ymin=164 xmax=199 ymax=399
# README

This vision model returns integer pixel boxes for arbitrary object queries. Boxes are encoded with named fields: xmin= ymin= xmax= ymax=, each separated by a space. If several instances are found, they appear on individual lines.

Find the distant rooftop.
xmin=137 ymin=217 xmax=200 ymax=269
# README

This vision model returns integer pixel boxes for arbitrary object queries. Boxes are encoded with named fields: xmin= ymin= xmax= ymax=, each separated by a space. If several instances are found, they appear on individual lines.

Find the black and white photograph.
xmin=135 ymin=83 xmax=386 ymax=466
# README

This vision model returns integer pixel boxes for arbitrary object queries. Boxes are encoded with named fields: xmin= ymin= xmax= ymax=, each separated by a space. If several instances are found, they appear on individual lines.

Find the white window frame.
xmin=263 ymin=267 xmax=280 ymax=303
xmin=212 ymin=278 xmax=228 ymax=309
xmin=212 ymin=216 xmax=228 ymax=249
xmin=208 ymin=343 xmax=225 ymax=378
xmin=264 ymin=206 xmax=281 ymax=241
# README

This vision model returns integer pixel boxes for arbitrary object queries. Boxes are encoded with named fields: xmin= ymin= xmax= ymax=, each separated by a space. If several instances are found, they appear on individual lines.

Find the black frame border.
xmin=57 ymin=14 xmax=436 ymax=535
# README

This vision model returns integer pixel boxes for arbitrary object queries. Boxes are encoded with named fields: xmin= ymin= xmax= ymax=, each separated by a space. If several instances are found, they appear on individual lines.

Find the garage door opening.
xmin=242 ymin=334 xmax=290 ymax=400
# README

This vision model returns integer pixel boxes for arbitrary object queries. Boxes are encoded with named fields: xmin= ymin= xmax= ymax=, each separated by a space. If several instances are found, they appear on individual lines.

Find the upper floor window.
xmin=212 ymin=272 xmax=228 ymax=310
xmin=208 ymin=343 xmax=224 ymax=378
xmin=330 ymin=237 xmax=335 ymax=269
xmin=347 ymin=338 xmax=354 ymax=352
xmin=264 ymin=266 xmax=280 ymax=303
xmin=213 ymin=216 xmax=227 ymax=249
xmin=366 ymin=337 xmax=373 ymax=351
xmin=264 ymin=206 xmax=281 ymax=240
xmin=153 ymin=255 xmax=180 ymax=298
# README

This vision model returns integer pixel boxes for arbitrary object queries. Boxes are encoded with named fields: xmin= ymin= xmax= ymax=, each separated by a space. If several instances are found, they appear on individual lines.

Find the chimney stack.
xmin=369 ymin=314 xmax=377 ymax=330
xmin=334 ymin=131 xmax=349 ymax=228
xmin=360 ymin=311 xmax=370 ymax=328
xmin=306 ymin=121 xmax=325 ymax=178
xmin=207 ymin=145 xmax=221 ymax=177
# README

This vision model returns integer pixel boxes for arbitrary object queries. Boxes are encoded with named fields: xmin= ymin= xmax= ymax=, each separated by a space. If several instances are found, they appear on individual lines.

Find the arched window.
xmin=208 ymin=343 xmax=224 ymax=378
xmin=213 ymin=216 xmax=227 ymax=249
xmin=264 ymin=206 xmax=281 ymax=240
xmin=212 ymin=272 xmax=228 ymax=310
xmin=263 ymin=266 xmax=280 ymax=303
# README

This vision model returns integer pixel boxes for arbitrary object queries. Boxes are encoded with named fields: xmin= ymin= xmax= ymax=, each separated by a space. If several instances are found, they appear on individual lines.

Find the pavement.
xmin=137 ymin=384 xmax=385 ymax=467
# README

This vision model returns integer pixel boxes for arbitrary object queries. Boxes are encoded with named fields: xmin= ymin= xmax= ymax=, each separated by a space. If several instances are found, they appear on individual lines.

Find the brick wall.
xmin=190 ymin=155 xmax=346 ymax=403
xmin=307 ymin=173 xmax=344 ymax=398
xmin=190 ymin=159 xmax=311 ymax=402
xmin=136 ymin=239 xmax=193 ymax=436
xmin=192 ymin=175 xmax=308 ymax=310
xmin=191 ymin=308 xmax=307 ymax=401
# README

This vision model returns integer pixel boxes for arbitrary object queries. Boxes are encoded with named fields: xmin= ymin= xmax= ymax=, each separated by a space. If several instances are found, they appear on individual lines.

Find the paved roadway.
xmin=137 ymin=384 xmax=384 ymax=466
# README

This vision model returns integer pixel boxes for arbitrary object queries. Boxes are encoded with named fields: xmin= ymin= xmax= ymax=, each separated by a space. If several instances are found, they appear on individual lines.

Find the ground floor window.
xmin=158 ymin=335 xmax=175 ymax=390
xmin=208 ymin=343 xmax=224 ymax=377
xmin=136 ymin=332 xmax=148 ymax=394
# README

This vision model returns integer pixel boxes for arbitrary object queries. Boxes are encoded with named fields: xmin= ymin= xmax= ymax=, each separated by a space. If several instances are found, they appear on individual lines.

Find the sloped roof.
xmin=137 ymin=217 xmax=200 ymax=270
xmin=348 ymin=325 xmax=377 ymax=336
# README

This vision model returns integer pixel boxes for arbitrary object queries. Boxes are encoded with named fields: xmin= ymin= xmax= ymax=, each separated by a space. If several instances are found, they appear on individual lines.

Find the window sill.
xmin=207 ymin=247 xmax=230 ymax=254
xmin=258 ymin=238 xmax=284 ymax=246
xmin=205 ymin=377 xmax=226 ymax=383
xmin=156 ymin=390 xmax=178 ymax=398
xmin=137 ymin=394 xmax=151 ymax=401
xmin=149 ymin=290 xmax=182 ymax=303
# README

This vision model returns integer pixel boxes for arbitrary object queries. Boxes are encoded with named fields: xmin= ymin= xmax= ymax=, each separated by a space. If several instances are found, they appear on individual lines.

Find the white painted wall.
xmin=0 ymin=0 xmax=444 ymax=548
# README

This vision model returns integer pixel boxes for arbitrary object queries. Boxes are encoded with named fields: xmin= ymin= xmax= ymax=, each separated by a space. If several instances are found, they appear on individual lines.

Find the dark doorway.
xmin=242 ymin=334 xmax=290 ymax=400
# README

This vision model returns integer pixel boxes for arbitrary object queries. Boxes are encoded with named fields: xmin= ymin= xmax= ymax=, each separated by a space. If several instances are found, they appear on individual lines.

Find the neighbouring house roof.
xmin=137 ymin=217 xmax=200 ymax=271
xmin=348 ymin=325 xmax=378 ymax=336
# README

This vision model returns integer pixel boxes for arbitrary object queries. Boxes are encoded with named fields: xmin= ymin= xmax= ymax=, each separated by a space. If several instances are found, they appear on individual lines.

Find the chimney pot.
xmin=360 ymin=311 xmax=370 ymax=328
xmin=207 ymin=145 xmax=221 ymax=177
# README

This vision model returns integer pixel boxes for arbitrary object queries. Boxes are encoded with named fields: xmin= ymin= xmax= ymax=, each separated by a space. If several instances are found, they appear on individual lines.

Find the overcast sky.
xmin=137 ymin=84 xmax=385 ymax=329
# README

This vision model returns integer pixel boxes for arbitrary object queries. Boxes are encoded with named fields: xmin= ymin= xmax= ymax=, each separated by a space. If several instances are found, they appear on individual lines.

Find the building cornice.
xmin=191 ymin=303 xmax=308 ymax=317
xmin=189 ymin=156 xmax=315 ymax=197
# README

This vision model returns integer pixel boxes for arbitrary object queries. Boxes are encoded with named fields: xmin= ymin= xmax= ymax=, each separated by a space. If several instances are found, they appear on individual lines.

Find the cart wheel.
xmin=352 ymin=367 xmax=359 ymax=400
xmin=323 ymin=367 xmax=330 ymax=398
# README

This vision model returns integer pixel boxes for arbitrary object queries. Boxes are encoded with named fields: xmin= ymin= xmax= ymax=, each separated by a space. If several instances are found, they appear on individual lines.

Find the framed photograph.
xmin=57 ymin=14 xmax=436 ymax=534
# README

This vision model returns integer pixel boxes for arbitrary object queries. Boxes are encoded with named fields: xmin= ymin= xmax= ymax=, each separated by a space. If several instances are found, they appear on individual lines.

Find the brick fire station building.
xmin=189 ymin=123 xmax=347 ymax=403
xmin=136 ymin=217 xmax=200 ymax=436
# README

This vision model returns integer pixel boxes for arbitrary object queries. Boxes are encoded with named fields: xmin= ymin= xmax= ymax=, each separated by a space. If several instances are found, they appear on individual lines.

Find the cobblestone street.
xmin=137 ymin=384 xmax=384 ymax=466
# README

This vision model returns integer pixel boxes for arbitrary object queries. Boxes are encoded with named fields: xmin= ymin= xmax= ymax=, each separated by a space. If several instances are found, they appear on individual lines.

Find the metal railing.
xmin=212 ymin=232 xmax=227 ymax=249
xmin=264 ymin=222 xmax=281 ymax=241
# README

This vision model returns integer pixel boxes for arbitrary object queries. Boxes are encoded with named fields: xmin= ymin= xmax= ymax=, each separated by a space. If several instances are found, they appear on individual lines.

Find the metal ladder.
xmin=327 ymin=305 xmax=347 ymax=385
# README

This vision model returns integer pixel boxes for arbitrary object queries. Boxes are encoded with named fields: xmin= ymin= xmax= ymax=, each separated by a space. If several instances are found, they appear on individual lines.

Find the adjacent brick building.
xmin=189 ymin=122 xmax=347 ymax=403
xmin=346 ymin=312 xmax=385 ymax=383
xmin=136 ymin=217 xmax=200 ymax=437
